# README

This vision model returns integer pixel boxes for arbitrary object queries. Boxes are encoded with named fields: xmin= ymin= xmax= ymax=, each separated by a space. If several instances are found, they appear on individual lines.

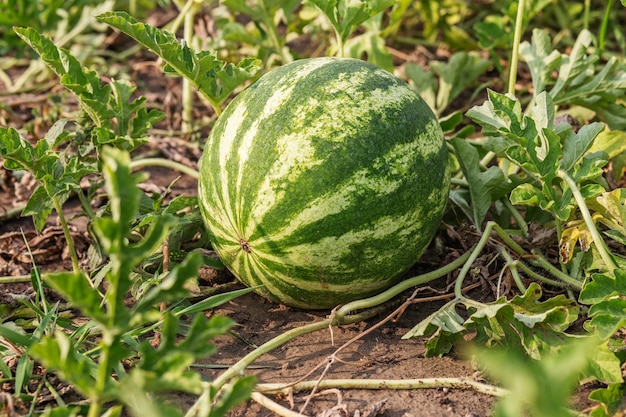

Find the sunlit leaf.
xmin=97 ymin=12 xmax=261 ymax=111
xmin=474 ymin=336 xmax=600 ymax=417
xmin=589 ymin=384 xmax=626 ymax=417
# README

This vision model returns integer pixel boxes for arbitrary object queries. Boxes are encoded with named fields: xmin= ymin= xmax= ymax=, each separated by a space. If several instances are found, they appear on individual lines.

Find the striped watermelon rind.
xmin=199 ymin=57 xmax=449 ymax=309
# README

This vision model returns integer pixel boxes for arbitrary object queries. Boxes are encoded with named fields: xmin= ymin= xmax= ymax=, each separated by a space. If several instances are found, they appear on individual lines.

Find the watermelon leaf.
xmin=450 ymin=137 xmax=506 ymax=230
xmin=580 ymin=270 xmax=626 ymax=339
xmin=474 ymin=336 xmax=603 ymax=417
xmin=406 ymin=51 xmax=490 ymax=117
xmin=406 ymin=284 xmax=580 ymax=359
xmin=97 ymin=11 xmax=261 ymax=113
xmin=589 ymin=384 xmax=626 ymax=417
xmin=520 ymin=29 xmax=626 ymax=130
xmin=307 ymin=0 xmax=394 ymax=55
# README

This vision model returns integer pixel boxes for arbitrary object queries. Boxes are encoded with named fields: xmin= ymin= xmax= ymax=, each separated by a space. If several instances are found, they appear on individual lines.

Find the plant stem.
xmin=454 ymin=229 xmax=493 ymax=300
xmin=251 ymin=392 xmax=308 ymax=417
xmin=527 ymin=250 xmax=583 ymax=289
xmin=181 ymin=0 xmax=203 ymax=133
xmin=0 ymin=275 xmax=32 ymax=284
xmin=557 ymin=169 xmax=617 ymax=272
xmin=336 ymin=251 xmax=472 ymax=318
xmin=453 ymin=221 xmax=535 ymax=299
xmin=212 ymin=320 xmax=331 ymax=390
xmin=598 ymin=0 xmax=614 ymax=56
xmin=260 ymin=0 xmax=292 ymax=64
xmin=129 ymin=158 xmax=200 ymax=179
xmin=517 ymin=257 xmax=581 ymax=289
xmin=211 ymin=250 xmax=474 ymax=391
xmin=502 ymin=198 xmax=529 ymax=238
xmin=51 ymin=195 xmax=80 ymax=274
xmin=507 ymin=0 xmax=526 ymax=95
xmin=337 ymin=35 xmax=345 ymax=58
xmin=499 ymin=248 xmax=527 ymax=294
xmin=257 ymin=377 xmax=508 ymax=397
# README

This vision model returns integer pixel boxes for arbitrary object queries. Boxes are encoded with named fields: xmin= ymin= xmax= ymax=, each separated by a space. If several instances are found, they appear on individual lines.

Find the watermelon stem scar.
xmin=240 ymin=239 xmax=252 ymax=253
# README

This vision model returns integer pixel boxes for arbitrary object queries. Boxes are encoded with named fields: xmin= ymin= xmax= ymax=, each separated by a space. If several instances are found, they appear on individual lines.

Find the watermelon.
xmin=198 ymin=57 xmax=449 ymax=309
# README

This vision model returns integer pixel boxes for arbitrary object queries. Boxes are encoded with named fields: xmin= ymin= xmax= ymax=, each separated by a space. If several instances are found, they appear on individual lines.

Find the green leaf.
xmin=560 ymin=123 xmax=605 ymax=172
xmin=545 ymin=30 xmax=626 ymax=130
xmin=439 ymin=111 xmax=464 ymax=134
xmin=13 ymin=27 xmax=114 ymax=128
xmin=133 ymin=314 xmax=234 ymax=394
xmin=134 ymin=252 xmax=202 ymax=312
xmin=589 ymin=384 xmax=626 ymax=417
xmin=588 ymin=189 xmax=626 ymax=240
xmin=344 ymin=14 xmax=393 ymax=71
xmin=473 ymin=19 xmax=509 ymax=50
xmin=109 ymin=79 xmax=164 ymax=142
xmin=510 ymin=183 xmax=544 ymax=206
xmin=402 ymin=300 xmax=466 ymax=356
xmin=519 ymin=28 xmax=562 ymax=95
xmin=21 ymin=186 xmax=56 ymax=232
xmin=97 ymin=12 xmax=261 ymax=111
xmin=466 ymin=90 xmax=533 ymax=142
xmin=29 ymin=332 xmax=101 ymax=398
xmin=588 ymin=129 xmax=626 ymax=161
xmin=404 ymin=301 xmax=465 ymax=338
xmin=430 ymin=52 xmax=491 ymax=116
xmin=174 ymin=285 xmax=260 ymax=316
xmin=580 ymin=270 xmax=626 ymax=339
xmin=210 ymin=376 xmax=256 ymax=417
xmin=407 ymin=52 xmax=490 ymax=116
xmin=474 ymin=336 xmax=601 ymax=417
xmin=0 ymin=324 xmax=32 ymax=349
xmin=405 ymin=63 xmax=437 ymax=112
xmin=584 ymin=342 xmax=624 ymax=384
xmin=466 ymin=283 xmax=580 ymax=358
xmin=586 ymin=298 xmax=626 ymax=339
xmin=14 ymin=354 xmax=34 ymax=397
xmin=451 ymin=137 xmax=505 ymax=230
xmin=307 ymin=0 xmax=393 ymax=49
xmin=45 ymin=271 xmax=106 ymax=323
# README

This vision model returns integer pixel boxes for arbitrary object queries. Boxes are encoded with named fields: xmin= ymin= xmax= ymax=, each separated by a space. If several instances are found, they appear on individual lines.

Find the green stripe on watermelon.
xmin=199 ymin=57 xmax=449 ymax=309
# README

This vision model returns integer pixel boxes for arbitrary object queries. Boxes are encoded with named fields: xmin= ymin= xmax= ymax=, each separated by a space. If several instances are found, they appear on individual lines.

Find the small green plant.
xmin=0 ymin=147 xmax=255 ymax=417
xmin=0 ymin=25 xmax=256 ymax=416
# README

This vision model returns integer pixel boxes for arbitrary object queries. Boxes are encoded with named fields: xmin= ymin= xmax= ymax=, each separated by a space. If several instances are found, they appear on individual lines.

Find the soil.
xmin=0 ymin=8 xmax=603 ymax=416
xmin=204 ymin=292 xmax=496 ymax=417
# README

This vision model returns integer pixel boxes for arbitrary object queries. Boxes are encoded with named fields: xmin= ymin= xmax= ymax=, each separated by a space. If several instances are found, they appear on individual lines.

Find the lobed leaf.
xmin=97 ymin=11 xmax=261 ymax=112
xmin=589 ymin=384 xmax=626 ymax=417
xmin=521 ymin=29 xmax=626 ymax=130
xmin=13 ymin=27 xmax=113 ymax=128
xmin=45 ymin=271 xmax=107 ymax=324
xmin=307 ymin=0 xmax=394 ymax=45
xmin=519 ymin=28 xmax=562 ymax=95
xmin=466 ymin=283 xmax=580 ymax=359
xmin=475 ymin=336 xmax=603 ymax=417
xmin=451 ymin=137 xmax=506 ymax=230
xmin=406 ymin=52 xmax=490 ymax=116
xmin=29 ymin=332 xmax=101 ymax=398
xmin=560 ymin=123 xmax=605 ymax=172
